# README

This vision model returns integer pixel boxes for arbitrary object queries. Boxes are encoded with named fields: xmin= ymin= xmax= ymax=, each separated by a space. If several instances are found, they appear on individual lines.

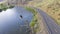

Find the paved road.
xmin=35 ymin=8 xmax=60 ymax=34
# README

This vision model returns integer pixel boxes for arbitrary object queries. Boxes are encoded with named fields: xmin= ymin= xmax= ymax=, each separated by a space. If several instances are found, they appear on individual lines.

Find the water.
xmin=0 ymin=6 xmax=33 ymax=34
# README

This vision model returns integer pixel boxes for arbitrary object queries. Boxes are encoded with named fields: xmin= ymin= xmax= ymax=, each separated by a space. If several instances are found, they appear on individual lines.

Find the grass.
xmin=0 ymin=3 xmax=14 ymax=11
xmin=30 ymin=15 xmax=37 ymax=27
xmin=25 ymin=7 xmax=39 ymax=33
xmin=25 ymin=7 xmax=37 ymax=27
xmin=46 ymin=1 xmax=60 ymax=25
xmin=40 ymin=0 xmax=60 ymax=25
xmin=0 ymin=4 xmax=8 ymax=11
xmin=28 ymin=0 xmax=60 ymax=25
xmin=25 ymin=7 xmax=37 ymax=15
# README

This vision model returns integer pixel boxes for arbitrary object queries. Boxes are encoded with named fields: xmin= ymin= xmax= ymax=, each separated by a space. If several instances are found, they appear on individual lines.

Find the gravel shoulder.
xmin=35 ymin=13 xmax=49 ymax=34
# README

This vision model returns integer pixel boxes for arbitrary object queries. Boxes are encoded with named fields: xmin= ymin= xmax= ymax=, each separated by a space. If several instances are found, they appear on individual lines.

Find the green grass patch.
xmin=25 ymin=7 xmax=37 ymax=15
xmin=30 ymin=15 xmax=37 ymax=27
xmin=0 ymin=3 xmax=14 ymax=11
xmin=25 ymin=7 xmax=38 ymax=27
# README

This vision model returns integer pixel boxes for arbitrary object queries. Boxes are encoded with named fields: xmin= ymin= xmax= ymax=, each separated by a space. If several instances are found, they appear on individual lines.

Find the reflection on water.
xmin=0 ymin=6 xmax=33 ymax=34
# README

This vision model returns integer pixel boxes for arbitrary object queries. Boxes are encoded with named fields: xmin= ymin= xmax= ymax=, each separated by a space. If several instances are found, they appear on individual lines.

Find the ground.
xmin=35 ymin=13 xmax=49 ymax=34
xmin=27 ymin=0 xmax=60 ymax=25
xmin=25 ymin=7 xmax=49 ymax=34
xmin=0 ymin=0 xmax=60 ymax=34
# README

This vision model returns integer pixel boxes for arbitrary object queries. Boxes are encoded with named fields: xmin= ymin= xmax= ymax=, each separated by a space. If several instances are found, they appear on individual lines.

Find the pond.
xmin=0 ymin=6 xmax=33 ymax=34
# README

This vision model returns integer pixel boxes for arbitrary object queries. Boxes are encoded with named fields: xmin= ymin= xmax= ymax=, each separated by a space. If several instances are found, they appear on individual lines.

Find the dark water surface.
xmin=0 ymin=6 xmax=33 ymax=34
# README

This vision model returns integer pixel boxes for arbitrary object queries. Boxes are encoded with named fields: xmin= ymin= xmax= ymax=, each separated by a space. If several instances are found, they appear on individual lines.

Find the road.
xmin=35 ymin=8 xmax=60 ymax=34
xmin=0 ymin=6 xmax=60 ymax=34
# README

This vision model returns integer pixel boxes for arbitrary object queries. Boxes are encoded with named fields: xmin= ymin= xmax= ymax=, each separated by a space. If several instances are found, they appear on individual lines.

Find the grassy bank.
xmin=25 ymin=7 xmax=39 ymax=33
xmin=25 ymin=7 xmax=37 ymax=27
xmin=0 ymin=3 xmax=14 ymax=11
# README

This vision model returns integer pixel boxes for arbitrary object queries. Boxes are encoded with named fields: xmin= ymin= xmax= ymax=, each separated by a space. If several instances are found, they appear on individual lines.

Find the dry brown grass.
xmin=28 ymin=0 xmax=60 ymax=25
xmin=38 ymin=0 xmax=60 ymax=25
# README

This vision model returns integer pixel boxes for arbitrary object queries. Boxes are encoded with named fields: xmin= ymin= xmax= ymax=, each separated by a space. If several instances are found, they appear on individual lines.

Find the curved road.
xmin=35 ymin=8 xmax=60 ymax=34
